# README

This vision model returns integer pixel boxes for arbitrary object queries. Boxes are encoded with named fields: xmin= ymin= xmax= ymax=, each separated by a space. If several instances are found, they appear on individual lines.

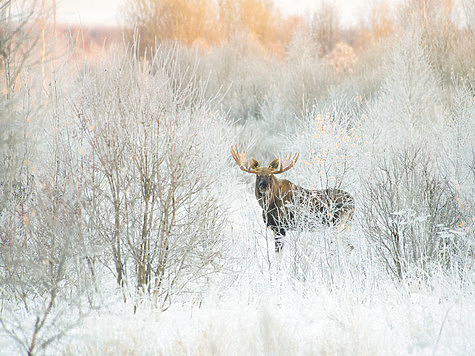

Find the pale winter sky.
xmin=55 ymin=0 xmax=390 ymax=27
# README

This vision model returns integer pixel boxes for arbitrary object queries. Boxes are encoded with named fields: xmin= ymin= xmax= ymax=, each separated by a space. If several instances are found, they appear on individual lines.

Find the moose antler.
xmin=231 ymin=144 xmax=258 ymax=174
xmin=272 ymin=152 xmax=300 ymax=174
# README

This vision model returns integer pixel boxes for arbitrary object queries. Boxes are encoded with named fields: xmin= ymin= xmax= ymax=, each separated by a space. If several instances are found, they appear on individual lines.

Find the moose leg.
xmin=274 ymin=235 xmax=283 ymax=253
xmin=273 ymin=228 xmax=286 ymax=254
xmin=272 ymin=229 xmax=285 ymax=281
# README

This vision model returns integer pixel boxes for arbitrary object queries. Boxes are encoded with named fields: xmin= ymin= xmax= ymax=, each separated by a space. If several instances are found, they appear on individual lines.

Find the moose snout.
xmin=258 ymin=180 xmax=268 ymax=191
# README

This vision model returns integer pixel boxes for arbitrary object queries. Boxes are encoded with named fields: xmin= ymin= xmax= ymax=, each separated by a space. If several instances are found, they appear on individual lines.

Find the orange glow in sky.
xmin=56 ymin=0 xmax=396 ymax=27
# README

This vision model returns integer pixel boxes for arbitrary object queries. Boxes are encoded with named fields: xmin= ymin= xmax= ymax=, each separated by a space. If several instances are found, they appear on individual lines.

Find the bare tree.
xmin=311 ymin=3 xmax=340 ymax=57
xmin=0 ymin=0 xmax=54 ymax=97
xmin=0 ymin=3 xmax=95 ymax=352
xmin=360 ymin=146 xmax=468 ymax=280
xmin=0 ymin=173 xmax=88 ymax=355
xmin=73 ymin=44 xmax=229 ymax=309
xmin=0 ymin=95 xmax=91 ymax=354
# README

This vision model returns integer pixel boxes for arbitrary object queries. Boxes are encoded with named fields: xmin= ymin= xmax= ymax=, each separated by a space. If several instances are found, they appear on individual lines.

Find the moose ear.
xmin=269 ymin=159 xmax=280 ymax=171
xmin=250 ymin=158 xmax=260 ymax=170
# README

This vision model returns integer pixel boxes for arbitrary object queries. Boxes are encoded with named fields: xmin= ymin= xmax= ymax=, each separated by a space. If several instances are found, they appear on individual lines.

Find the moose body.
xmin=232 ymin=145 xmax=354 ymax=253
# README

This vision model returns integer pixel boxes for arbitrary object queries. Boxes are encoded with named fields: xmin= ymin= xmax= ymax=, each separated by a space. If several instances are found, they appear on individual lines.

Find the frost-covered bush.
xmin=0 ymin=169 xmax=90 ymax=355
xmin=278 ymin=58 xmax=333 ymax=119
xmin=357 ymin=32 xmax=474 ymax=282
xmin=326 ymin=42 xmax=356 ymax=73
xmin=0 ymin=98 xmax=90 ymax=356
xmin=202 ymin=38 xmax=278 ymax=121
xmin=0 ymin=7 xmax=91 ymax=353
xmin=370 ymin=30 xmax=443 ymax=138
xmin=72 ymin=45 xmax=232 ymax=309
xmin=290 ymin=104 xmax=366 ymax=191
xmin=361 ymin=146 xmax=469 ymax=279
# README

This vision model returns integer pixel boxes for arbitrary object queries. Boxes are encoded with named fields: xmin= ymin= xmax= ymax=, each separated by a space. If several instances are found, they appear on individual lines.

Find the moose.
xmin=231 ymin=145 xmax=354 ymax=253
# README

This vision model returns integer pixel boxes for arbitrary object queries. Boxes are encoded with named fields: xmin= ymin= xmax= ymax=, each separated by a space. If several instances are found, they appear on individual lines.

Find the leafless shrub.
xmin=0 ymin=0 xmax=54 ymax=97
xmin=0 ymin=104 xmax=91 ymax=354
xmin=0 ymin=172 xmax=89 ymax=355
xmin=311 ymin=3 xmax=340 ymax=57
xmin=361 ymin=146 xmax=469 ymax=280
xmin=326 ymin=42 xmax=356 ymax=73
xmin=72 ymin=44 xmax=229 ymax=309
xmin=0 ymin=3 xmax=89 ymax=354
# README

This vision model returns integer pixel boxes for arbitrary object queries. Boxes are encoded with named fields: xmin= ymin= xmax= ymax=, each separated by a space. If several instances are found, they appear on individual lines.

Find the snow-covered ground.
xmin=1 ymin=4 xmax=474 ymax=354
xmin=67 ymin=288 xmax=474 ymax=355
xmin=64 ymin=192 xmax=474 ymax=355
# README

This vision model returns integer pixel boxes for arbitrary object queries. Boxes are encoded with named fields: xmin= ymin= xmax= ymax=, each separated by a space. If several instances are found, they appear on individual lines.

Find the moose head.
xmin=231 ymin=144 xmax=299 ymax=196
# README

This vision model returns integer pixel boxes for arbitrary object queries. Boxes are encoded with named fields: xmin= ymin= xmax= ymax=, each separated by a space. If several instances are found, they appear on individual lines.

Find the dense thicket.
xmin=1 ymin=0 xmax=474 ymax=354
